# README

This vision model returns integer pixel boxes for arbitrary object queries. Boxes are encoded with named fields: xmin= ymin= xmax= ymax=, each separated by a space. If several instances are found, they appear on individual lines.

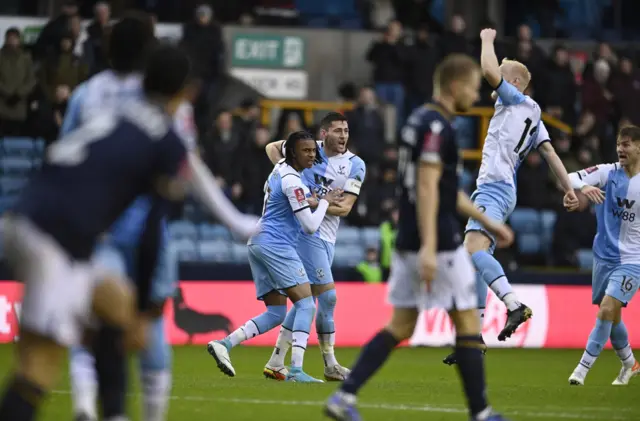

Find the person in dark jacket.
xmin=84 ymin=1 xmax=112 ymax=76
xmin=32 ymin=0 xmax=78 ymax=62
xmin=405 ymin=25 xmax=439 ymax=116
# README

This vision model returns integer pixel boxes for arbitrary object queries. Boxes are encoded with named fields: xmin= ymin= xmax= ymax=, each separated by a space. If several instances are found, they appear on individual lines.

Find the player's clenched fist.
xmin=563 ymin=190 xmax=580 ymax=211
xmin=480 ymin=28 xmax=497 ymax=42
xmin=418 ymin=246 xmax=438 ymax=285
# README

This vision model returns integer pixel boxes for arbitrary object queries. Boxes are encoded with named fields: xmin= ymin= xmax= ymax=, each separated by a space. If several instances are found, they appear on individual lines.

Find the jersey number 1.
xmin=513 ymin=117 xmax=538 ymax=161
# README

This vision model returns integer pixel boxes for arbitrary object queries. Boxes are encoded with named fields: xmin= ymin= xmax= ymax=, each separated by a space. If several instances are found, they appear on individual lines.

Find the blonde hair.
xmin=433 ymin=54 xmax=480 ymax=95
xmin=501 ymin=58 xmax=531 ymax=91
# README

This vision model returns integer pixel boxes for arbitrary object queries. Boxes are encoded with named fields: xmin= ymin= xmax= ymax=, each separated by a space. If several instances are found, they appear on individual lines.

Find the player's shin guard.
xmin=611 ymin=321 xmax=636 ymax=368
xmin=341 ymin=329 xmax=400 ymax=396
xmin=472 ymin=250 xmax=520 ymax=311
xmin=291 ymin=297 xmax=315 ymax=369
xmin=454 ymin=335 xmax=491 ymax=418
xmin=579 ymin=319 xmax=613 ymax=372
xmin=93 ymin=324 xmax=127 ymax=419
xmin=70 ymin=346 xmax=98 ymax=420
xmin=140 ymin=318 xmax=172 ymax=421
xmin=316 ymin=289 xmax=338 ymax=367
xmin=0 ymin=375 xmax=45 ymax=421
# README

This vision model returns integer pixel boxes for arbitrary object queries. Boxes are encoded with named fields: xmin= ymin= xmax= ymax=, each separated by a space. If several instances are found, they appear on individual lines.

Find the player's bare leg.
xmin=325 ymin=307 xmax=417 ymax=421
xmin=466 ymin=231 xmax=532 ymax=341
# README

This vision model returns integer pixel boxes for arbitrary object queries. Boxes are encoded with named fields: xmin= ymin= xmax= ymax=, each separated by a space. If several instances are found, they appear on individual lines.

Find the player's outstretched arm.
xmin=265 ymin=140 xmax=286 ymax=164
xmin=480 ymin=29 xmax=501 ymax=88
xmin=187 ymin=152 xmax=260 ymax=239
xmin=538 ymin=142 xmax=574 ymax=194
xmin=568 ymin=164 xmax=616 ymax=205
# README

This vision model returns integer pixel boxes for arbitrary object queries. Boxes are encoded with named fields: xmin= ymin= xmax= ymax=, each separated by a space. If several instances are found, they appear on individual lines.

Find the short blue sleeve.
xmin=60 ymin=83 xmax=88 ymax=136
xmin=345 ymin=156 xmax=366 ymax=196
xmin=496 ymin=79 xmax=525 ymax=106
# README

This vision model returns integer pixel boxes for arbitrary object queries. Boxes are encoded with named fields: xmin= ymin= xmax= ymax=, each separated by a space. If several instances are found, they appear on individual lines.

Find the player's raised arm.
xmin=568 ymin=163 xmax=617 ymax=205
xmin=265 ymin=140 xmax=286 ymax=164
xmin=327 ymin=157 xmax=366 ymax=217
xmin=479 ymin=29 xmax=501 ymax=88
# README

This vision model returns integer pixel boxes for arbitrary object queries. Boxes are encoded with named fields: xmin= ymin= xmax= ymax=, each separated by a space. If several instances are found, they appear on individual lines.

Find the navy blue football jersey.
xmin=13 ymin=101 xmax=187 ymax=260
xmin=395 ymin=103 xmax=461 ymax=252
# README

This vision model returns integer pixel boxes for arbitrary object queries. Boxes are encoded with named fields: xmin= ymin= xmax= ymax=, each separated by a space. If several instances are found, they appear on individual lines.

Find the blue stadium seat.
xmin=199 ymin=223 xmax=232 ymax=241
xmin=231 ymin=243 xmax=249 ymax=263
xmin=332 ymin=245 xmax=365 ymax=267
xmin=2 ymin=137 xmax=34 ymax=157
xmin=361 ymin=227 xmax=380 ymax=247
xmin=576 ymin=249 xmax=594 ymax=271
xmin=198 ymin=240 xmax=232 ymax=262
xmin=34 ymin=138 xmax=45 ymax=154
xmin=509 ymin=208 xmax=541 ymax=235
xmin=169 ymin=238 xmax=198 ymax=261
xmin=540 ymin=210 xmax=557 ymax=252
xmin=517 ymin=233 xmax=542 ymax=255
xmin=168 ymin=220 xmax=197 ymax=241
xmin=0 ymin=196 xmax=16 ymax=214
xmin=335 ymin=226 xmax=361 ymax=245
xmin=0 ymin=176 xmax=28 ymax=195
xmin=0 ymin=157 xmax=31 ymax=176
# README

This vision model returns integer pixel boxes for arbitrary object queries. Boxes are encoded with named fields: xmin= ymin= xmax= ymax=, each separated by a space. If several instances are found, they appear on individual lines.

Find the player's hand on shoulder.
xmin=580 ymin=185 xmax=605 ymax=205
xmin=480 ymin=28 xmax=497 ymax=42
xmin=418 ymin=246 xmax=437 ymax=285
xmin=322 ymin=188 xmax=344 ymax=205
xmin=484 ymin=219 xmax=514 ymax=249
xmin=563 ymin=190 xmax=580 ymax=212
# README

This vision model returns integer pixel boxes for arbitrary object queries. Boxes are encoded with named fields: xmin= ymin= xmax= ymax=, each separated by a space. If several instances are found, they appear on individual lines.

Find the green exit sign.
xmin=231 ymin=33 xmax=305 ymax=69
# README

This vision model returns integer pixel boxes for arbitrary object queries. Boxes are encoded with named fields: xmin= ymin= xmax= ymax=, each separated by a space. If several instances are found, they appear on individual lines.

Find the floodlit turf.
xmin=0 ymin=345 xmax=638 ymax=420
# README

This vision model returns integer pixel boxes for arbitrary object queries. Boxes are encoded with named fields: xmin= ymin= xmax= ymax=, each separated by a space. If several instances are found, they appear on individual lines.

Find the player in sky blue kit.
xmin=262 ymin=112 xmax=366 ymax=381
xmin=325 ymin=54 xmax=514 ymax=421
xmin=444 ymin=29 xmax=577 ymax=367
xmin=62 ymin=14 xmax=258 ymax=421
xmin=0 ymin=44 xmax=191 ymax=421
xmin=207 ymin=131 xmax=343 ymax=383
xmin=567 ymin=125 xmax=640 ymax=386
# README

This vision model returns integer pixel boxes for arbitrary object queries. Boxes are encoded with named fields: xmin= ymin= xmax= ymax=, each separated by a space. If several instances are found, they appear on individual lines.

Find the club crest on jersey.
xmin=338 ymin=165 xmax=346 ymax=175
xmin=424 ymin=120 xmax=444 ymax=153
xmin=316 ymin=268 xmax=325 ymax=280
xmin=294 ymin=188 xmax=306 ymax=204
xmin=585 ymin=166 xmax=599 ymax=174
xmin=297 ymin=267 xmax=305 ymax=277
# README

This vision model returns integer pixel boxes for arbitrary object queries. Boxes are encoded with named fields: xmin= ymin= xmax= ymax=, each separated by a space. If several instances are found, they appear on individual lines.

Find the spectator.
xmin=276 ymin=111 xmax=305 ymax=140
xmin=347 ymin=86 xmax=386 ymax=168
xmin=38 ymin=31 xmax=89 ymax=104
xmin=611 ymin=55 xmax=640 ymax=126
xmin=542 ymin=45 xmax=578 ymax=125
xmin=391 ymin=0 xmax=441 ymax=33
xmin=84 ymin=1 xmax=112 ymax=76
xmin=200 ymin=110 xmax=246 ymax=204
xmin=440 ymin=14 xmax=471 ymax=57
xmin=0 ymin=28 xmax=36 ymax=137
xmin=243 ymin=125 xmax=274 ymax=214
xmin=32 ymin=0 xmax=79 ymax=62
xmin=181 ymin=4 xmax=225 ymax=131
xmin=405 ymin=25 xmax=439 ymax=114
xmin=579 ymin=59 xmax=614 ymax=138
xmin=516 ymin=151 xmax=553 ymax=210
xmin=355 ymin=247 xmax=383 ymax=283
xmin=233 ymin=98 xmax=261 ymax=139
xmin=366 ymin=20 xmax=406 ymax=124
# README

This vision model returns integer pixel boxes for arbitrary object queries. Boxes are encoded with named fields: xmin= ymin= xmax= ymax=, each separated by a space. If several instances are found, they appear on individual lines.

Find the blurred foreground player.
xmin=324 ymin=54 xmax=514 ymax=421
xmin=567 ymin=125 xmax=640 ymax=386
xmin=0 ymin=44 xmax=192 ymax=421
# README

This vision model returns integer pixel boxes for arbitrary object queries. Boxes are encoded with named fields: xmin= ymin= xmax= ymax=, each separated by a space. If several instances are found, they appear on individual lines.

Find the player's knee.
xmin=598 ymin=295 xmax=622 ymax=322
xmin=93 ymin=276 xmax=135 ymax=329
xmin=15 ymin=331 xmax=66 ymax=391
xmin=464 ymin=232 xmax=491 ymax=254
xmin=267 ymin=304 xmax=288 ymax=326
xmin=294 ymin=295 xmax=316 ymax=315
xmin=317 ymin=288 xmax=337 ymax=312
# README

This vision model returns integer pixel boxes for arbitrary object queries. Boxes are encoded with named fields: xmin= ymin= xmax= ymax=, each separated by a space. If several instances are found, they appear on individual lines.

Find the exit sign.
xmin=231 ymin=33 xmax=305 ymax=69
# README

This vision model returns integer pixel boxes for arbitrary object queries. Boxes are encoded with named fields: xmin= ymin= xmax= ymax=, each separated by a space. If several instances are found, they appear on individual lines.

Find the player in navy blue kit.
xmin=0 ymin=44 xmax=192 ymax=421
xmin=325 ymin=54 xmax=514 ymax=421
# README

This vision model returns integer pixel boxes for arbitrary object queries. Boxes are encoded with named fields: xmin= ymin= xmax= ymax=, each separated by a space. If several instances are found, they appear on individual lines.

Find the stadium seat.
xmin=517 ymin=233 xmax=542 ymax=255
xmin=361 ymin=227 xmax=380 ymax=247
xmin=168 ymin=220 xmax=198 ymax=241
xmin=1 ymin=137 xmax=34 ymax=157
xmin=34 ymin=138 xmax=46 ymax=154
xmin=0 ymin=196 xmax=16 ymax=214
xmin=0 ymin=176 xmax=28 ymax=195
xmin=169 ymin=238 xmax=198 ymax=261
xmin=0 ymin=157 xmax=31 ymax=176
xmin=199 ymin=223 xmax=232 ymax=241
xmin=335 ymin=226 xmax=361 ymax=245
xmin=333 ymin=245 xmax=365 ymax=267
xmin=540 ymin=210 xmax=557 ymax=252
xmin=576 ymin=249 xmax=594 ymax=271
xmin=198 ymin=240 xmax=232 ymax=262
xmin=509 ymin=208 xmax=541 ymax=235
xmin=231 ymin=243 xmax=250 ymax=263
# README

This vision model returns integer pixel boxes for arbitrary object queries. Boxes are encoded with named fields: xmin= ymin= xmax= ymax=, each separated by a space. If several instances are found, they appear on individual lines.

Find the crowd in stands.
xmin=1 ymin=1 xmax=640 ymax=271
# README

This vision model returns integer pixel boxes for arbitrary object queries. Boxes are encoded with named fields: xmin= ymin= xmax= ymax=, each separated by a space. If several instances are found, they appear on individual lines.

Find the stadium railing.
xmin=259 ymin=100 xmax=573 ymax=160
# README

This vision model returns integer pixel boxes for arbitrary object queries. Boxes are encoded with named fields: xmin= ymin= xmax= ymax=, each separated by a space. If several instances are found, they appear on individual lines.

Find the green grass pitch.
xmin=0 ymin=345 xmax=638 ymax=420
